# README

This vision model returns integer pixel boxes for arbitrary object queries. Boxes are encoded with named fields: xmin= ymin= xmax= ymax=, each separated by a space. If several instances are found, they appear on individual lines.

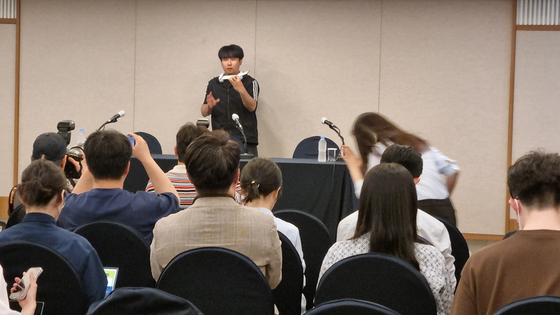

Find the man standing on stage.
xmin=201 ymin=44 xmax=260 ymax=156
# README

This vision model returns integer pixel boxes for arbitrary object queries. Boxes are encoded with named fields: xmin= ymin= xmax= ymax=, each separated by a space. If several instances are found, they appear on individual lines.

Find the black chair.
xmin=293 ymin=136 xmax=340 ymax=159
xmin=5 ymin=205 xmax=26 ymax=229
xmin=503 ymin=229 xmax=518 ymax=240
xmin=86 ymin=287 xmax=204 ymax=315
xmin=135 ymin=131 xmax=162 ymax=154
xmin=273 ymin=231 xmax=305 ymax=315
xmin=493 ymin=295 xmax=560 ymax=315
xmin=315 ymin=253 xmax=437 ymax=315
xmin=436 ymin=217 xmax=469 ymax=286
xmin=74 ymin=221 xmax=155 ymax=288
xmin=274 ymin=209 xmax=333 ymax=310
xmin=156 ymin=247 xmax=274 ymax=315
xmin=0 ymin=240 xmax=85 ymax=315
xmin=305 ymin=299 xmax=401 ymax=315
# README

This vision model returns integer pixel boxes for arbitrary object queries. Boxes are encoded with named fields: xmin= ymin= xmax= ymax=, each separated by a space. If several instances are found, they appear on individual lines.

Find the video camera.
xmin=56 ymin=120 xmax=83 ymax=179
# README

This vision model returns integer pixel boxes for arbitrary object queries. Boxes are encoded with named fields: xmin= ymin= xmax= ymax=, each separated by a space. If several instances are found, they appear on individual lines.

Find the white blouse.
xmin=319 ymin=233 xmax=454 ymax=315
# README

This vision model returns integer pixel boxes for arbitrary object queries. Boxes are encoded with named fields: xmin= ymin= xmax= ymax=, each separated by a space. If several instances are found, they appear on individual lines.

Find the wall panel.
xmin=255 ymin=0 xmax=382 ymax=158
xmin=0 ymin=24 xmax=16 ymax=194
xmin=18 ymin=0 xmax=136 ymax=178
xmin=379 ymin=0 xmax=512 ymax=234
xmin=512 ymin=31 xmax=560 ymax=161
xmin=135 ymin=0 xmax=257 ymax=154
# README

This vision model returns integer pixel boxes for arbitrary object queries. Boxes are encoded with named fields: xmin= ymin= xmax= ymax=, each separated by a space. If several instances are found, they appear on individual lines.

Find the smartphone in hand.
xmin=127 ymin=136 xmax=135 ymax=146
xmin=9 ymin=267 xmax=43 ymax=301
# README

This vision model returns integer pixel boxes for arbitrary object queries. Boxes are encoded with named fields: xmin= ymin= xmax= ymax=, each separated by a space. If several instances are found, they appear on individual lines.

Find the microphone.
xmin=321 ymin=117 xmax=337 ymax=129
xmin=232 ymin=113 xmax=243 ymax=131
xmin=321 ymin=117 xmax=345 ymax=146
xmin=97 ymin=110 xmax=126 ymax=131
xmin=107 ymin=110 xmax=126 ymax=123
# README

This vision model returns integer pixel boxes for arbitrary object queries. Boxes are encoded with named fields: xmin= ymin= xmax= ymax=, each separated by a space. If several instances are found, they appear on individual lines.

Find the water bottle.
xmin=318 ymin=136 xmax=327 ymax=162
xmin=76 ymin=128 xmax=86 ymax=147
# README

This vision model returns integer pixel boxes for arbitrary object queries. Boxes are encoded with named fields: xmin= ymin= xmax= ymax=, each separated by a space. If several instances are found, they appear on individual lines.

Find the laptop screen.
xmin=103 ymin=267 xmax=119 ymax=297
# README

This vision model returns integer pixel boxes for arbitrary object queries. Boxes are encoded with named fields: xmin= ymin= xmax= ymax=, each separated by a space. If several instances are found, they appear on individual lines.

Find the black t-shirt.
xmin=204 ymin=74 xmax=259 ymax=145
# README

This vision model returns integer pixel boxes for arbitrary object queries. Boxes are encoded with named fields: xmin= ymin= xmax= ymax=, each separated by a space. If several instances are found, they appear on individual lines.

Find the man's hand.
xmin=67 ymin=155 xmax=83 ymax=176
xmin=229 ymin=76 xmax=257 ymax=112
xmin=206 ymin=91 xmax=220 ymax=109
xmin=130 ymin=133 xmax=151 ymax=163
xmin=229 ymin=76 xmax=245 ymax=93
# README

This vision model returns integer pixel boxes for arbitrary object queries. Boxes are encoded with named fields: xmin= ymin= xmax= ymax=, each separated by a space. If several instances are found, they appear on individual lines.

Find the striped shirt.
xmin=145 ymin=164 xmax=243 ymax=209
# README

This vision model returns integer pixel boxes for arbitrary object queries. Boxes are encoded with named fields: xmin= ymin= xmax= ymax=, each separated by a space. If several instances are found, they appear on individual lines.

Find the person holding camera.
xmin=8 ymin=132 xmax=82 ymax=221
xmin=58 ymin=130 xmax=180 ymax=245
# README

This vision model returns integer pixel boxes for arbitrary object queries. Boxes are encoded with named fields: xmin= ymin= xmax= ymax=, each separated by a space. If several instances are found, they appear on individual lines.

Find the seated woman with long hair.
xmin=342 ymin=112 xmax=459 ymax=225
xmin=240 ymin=157 xmax=307 ymax=313
xmin=319 ymin=163 xmax=454 ymax=315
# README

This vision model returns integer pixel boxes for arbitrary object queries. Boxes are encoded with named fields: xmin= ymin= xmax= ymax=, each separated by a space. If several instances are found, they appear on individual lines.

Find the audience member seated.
xmin=319 ymin=163 xmax=454 ymax=315
xmin=150 ymin=130 xmax=282 ymax=289
xmin=338 ymin=144 xmax=456 ymax=287
xmin=145 ymin=123 xmax=242 ymax=208
xmin=58 ymin=130 xmax=180 ymax=244
xmin=1 ymin=265 xmax=37 ymax=315
xmin=0 ymin=160 xmax=107 ymax=307
xmin=8 ymin=132 xmax=78 ymax=216
xmin=452 ymin=151 xmax=560 ymax=314
xmin=240 ymin=157 xmax=306 ymax=313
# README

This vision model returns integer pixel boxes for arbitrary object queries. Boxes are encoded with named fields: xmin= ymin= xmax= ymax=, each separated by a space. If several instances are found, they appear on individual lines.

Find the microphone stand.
xmin=328 ymin=125 xmax=345 ymax=146
xmin=97 ymin=118 xmax=119 ymax=131
xmin=235 ymin=123 xmax=254 ymax=159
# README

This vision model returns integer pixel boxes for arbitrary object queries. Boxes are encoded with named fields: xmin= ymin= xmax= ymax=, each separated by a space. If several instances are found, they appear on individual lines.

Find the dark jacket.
xmin=204 ymin=74 xmax=259 ymax=145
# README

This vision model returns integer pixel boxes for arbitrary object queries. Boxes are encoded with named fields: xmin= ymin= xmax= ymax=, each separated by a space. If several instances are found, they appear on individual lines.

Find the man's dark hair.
xmin=508 ymin=151 xmax=560 ymax=209
xmin=84 ymin=130 xmax=132 ymax=180
xmin=380 ymin=144 xmax=423 ymax=178
xmin=218 ymin=44 xmax=244 ymax=60
xmin=176 ymin=123 xmax=206 ymax=164
xmin=184 ymin=130 xmax=240 ymax=194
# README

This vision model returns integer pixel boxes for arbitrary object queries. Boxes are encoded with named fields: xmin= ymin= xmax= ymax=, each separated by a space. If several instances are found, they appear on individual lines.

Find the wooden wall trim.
xmin=517 ymin=25 xmax=560 ymax=31
xmin=0 ymin=18 xmax=16 ymax=24
xmin=505 ymin=0 xmax=517 ymax=234
xmin=463 ymin=233 xmax=504 ymax=241
xmin=13 ymin=0 xmax=20 ymax=185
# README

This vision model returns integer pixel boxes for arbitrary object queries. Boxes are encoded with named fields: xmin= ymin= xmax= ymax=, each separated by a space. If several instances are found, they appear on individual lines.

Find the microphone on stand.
xmin=107 ymin=110 xmax=126 ymax=123
xmin=98 ymin=110 xmax=126 ymax=131
xmin=232 ymin=114 xmax=253 ymax=158
xmin=321 ymin=117 xmax=345 ymax=145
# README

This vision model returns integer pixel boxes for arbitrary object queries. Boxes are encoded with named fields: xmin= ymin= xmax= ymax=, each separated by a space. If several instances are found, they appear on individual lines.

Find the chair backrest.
xmin=273 ymin=231 xmax=304 ymax=315
xmin=493 ymin=295 xmax=560 ymax=315
xmin=0 ymin=240 xmax=85 ymax=315
xmin=274 ymin=209 xmax=333 ymax=310
xmin=86 ymin=287 xmax=204 ymax=315
xmin=135 ymin=131 xmax=162 ymax=154
xmin=293 ymin=136 xmax=340 ymax=159
xmin=156 ymin=247 xmax=274 ymax=315
xmin=436 ymin=217 xmax=469 ymax=286
xmin=315 ymin=253 xmax=437 ymax=315
xmin=74 ymin=220 xmax=155 ymax=288
xmin=6 ymin=205 xmax=26 ymax=229
xmin=306 ymin=298 xmax=402 ymax=315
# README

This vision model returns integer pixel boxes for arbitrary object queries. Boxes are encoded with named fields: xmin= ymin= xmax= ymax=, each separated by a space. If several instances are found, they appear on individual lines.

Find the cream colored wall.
xmin=512 ymin=31 xmax=560 ymax=160
xmin=14 ymin=0 xmax=515 ymax=235
xmin=379 ymin=1 xmax=512 ymax=234
xmin=18 ymin=0 xmax=136 ymax=177
xmin=0 ymin=24 xmax=16 ymax=195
